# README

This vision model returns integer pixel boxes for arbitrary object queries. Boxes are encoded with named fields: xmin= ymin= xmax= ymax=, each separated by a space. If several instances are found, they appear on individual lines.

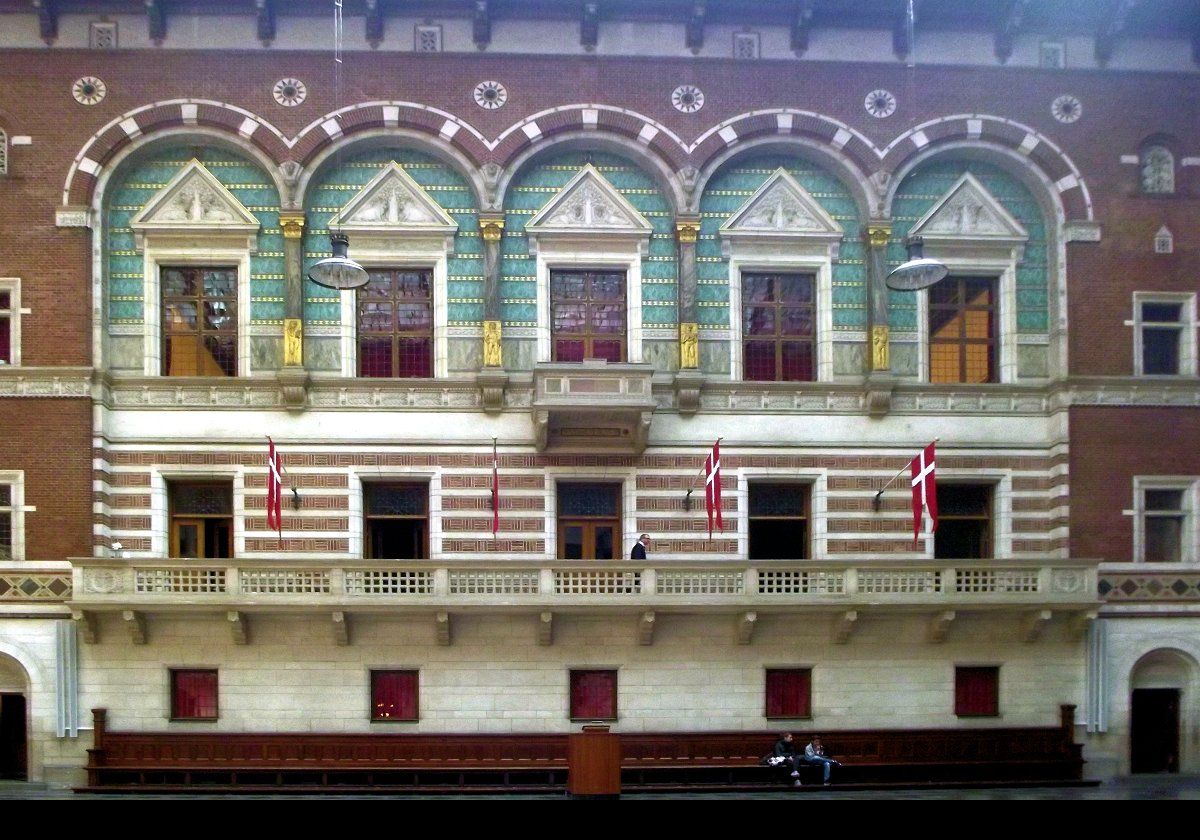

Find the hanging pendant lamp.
xmin=308 ymin=232 xmax=368 ymax=290
xmin=885 ymin=237 xmax=948 ymax=291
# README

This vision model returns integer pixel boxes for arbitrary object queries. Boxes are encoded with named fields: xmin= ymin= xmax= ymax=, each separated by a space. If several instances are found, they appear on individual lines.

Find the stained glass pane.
xmin=749 ymin=483 xmax=806 ymax=516
xmin=781 ymin=342 xmax=814 ymax=381
xmin=161 ymin=269 xmax=194 ymax=297
xmin=743 ymin=341 xmax=776 ymax=381
xmin=551 ymin=273 xmax=585 ymax=298
xmin=780 ymin=307 xmax=813 ymax=336
xmin=929 ymin=343 xmax=961 ymax=383
xmin=554 ymin=339 xmax=585 ymax=362
xmin=553 ymin=304 xmax=586 ymax=331
xmin=172 ymin=670 xmax=218 ymax=719
xmin=590 ymin=339 xmax=623 ymax=362
xmin=776 ymin=274 xmax=813 ymax=303
xmin=742 ymin=275 xmax=772 ymax=303
xmin=591 ymin=303 xmax=624 ymax=333
xmin=558 ymin=483 xmax=619 ymax=517
xmin=203 ymin=301 xmax=233 ymax=331
xmin=395 ymin=337 xmax=431 ymax=378
xmin=366 ymin=483 xmax=428 ymax=516
xmin=744 ymin=307 xmax=776 ymax=336
xmin=203 ymin=269 xmax=236 ymax=297
xmin=171 ymin=483 xmax=233 ymax=515
xmin=395 ymin=302 xmax=432 ymax=331
xmin=590 ymin=273 xmax=624 ymax=300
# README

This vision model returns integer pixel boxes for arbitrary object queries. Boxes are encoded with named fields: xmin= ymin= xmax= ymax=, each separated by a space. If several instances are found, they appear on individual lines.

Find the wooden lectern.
xmin=567 ymin=724 xmax=621 ymax=798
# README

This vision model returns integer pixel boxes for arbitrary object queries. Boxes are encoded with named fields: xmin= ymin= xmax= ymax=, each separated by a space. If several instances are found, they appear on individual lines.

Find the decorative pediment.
xmin=719 ymin=169 xmax=843 ymax=258
xmin=329 ymin=162 xmax=458 ymax=240
xmin=909 ymin=172 xmax=1028 ymax=246
xmin=130 ymin=160 xmax=260 ymax=249
xmin=525 ymin=165 xmax=653 ymax=250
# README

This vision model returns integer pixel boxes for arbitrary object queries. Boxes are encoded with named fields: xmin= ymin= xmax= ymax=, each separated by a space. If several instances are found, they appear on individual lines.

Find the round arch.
xmin=496 ymin=131 xmax=685 ymax=214
xmin=297 ymin=128 xmax=487 ymax=212
xmin=692 ymin=136 xmax=876 ymax=219
xmin=1127 ymin=646 xmax=1199 ymax=774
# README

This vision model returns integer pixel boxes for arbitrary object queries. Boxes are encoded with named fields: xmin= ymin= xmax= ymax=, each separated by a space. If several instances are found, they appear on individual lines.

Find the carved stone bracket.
xmin=638 ymin=611 xmax=656 ymax=646
xmin=277 ymin=366 xmax=310 ymax=412
xmin=865 ymin=373 xmax=895 ymax=417
xmin=477 ymin=368 xmax=509 ymax=414
xmin=123 ymin=610 xmax=146 ymax=645
xmin=927 ymin=610 xmax=955 ymax=643
xmin=674 ymin=369 xmax=704 ymax=416
xmin=1022 ymin=609 xmax=1052 ymax=643
xmin=833 ymin=610 xmax=858 ymax=644
xmin=436 ymin=611 xmax=451 ymax=646
xmin=72 ymin=609 xmax=98 ymax=644
xmin=332 ymin=610 xmax=349 ymax=646
xmin=228 ymin=610 xmax=248 ymax=645
xmin=736 ymin=611 xmax=757 ymax=645
xmin=537 ymin=610 xmax=554 ymax=646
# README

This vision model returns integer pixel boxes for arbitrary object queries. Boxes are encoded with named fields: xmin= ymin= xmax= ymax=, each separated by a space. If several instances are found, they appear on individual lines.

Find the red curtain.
xmin=171 ymin=670 xmax=218 ymax=719
xmin=570 ymin=670 xmax=617 ymax=720
xmin=766 ymin=669 xmax=811 ymax=718
xmin=372 ymin=671 xmax=419 ymax=721
xmin=955 ymin=667 xmax=999 ymax=716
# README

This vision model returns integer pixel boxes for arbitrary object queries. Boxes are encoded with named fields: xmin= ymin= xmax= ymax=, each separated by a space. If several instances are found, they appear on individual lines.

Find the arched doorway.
xmin=1130 ymin=649 xmax=1195 ymax=774
xmin=0 ymin=654 xmax=28 ymax=780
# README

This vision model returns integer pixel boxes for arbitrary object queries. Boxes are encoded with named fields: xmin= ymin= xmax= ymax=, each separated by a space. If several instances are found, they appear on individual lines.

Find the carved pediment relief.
xmin=526 ymin=165 xmax=653 ymax=243
xmin=130 ymin=160 xmax=260 ymax=248
xmin=329 ymin=162 xmax=458 ymax=238
xmin=719 ymin=169 xmax=843 ymax=257
xmin=909 ymin=172 xmax=1028 ymax=245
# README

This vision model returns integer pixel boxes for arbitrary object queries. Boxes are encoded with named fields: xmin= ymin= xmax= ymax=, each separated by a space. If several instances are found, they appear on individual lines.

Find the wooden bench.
xmin=80 ymin=706 xmax=1088 ymax=793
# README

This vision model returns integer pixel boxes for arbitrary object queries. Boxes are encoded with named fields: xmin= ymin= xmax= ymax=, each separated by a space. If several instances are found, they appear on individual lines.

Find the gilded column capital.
xmin=279 ymin=212 xmax=306 ymax=240
xmin=676 ymin=217 xmax=702 ymax=243
xmin=480 ymin=215 xmax=506 ymax=242
xmin=866 ymin=224 xmax=891 ymax=248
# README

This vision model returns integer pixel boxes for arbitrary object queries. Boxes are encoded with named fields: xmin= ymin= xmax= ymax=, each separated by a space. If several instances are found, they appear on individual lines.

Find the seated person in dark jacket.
xmin=771 ymin=732 xmax=806 ymax=785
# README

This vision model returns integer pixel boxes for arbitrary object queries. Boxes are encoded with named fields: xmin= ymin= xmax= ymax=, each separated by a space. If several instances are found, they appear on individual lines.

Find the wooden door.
xmin=1131 ymin=688 xmax=1180 ymax=773
xmin=557 ymin=520 xmax=617 ymax=560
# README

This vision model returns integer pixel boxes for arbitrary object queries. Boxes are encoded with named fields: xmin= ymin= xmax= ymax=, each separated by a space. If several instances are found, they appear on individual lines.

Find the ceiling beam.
xmin=255 ymin=0 xmax=275 ymax=48
xmin=473 ymin=0 xmax=491 ymax=51
xmin=685 ymin=0 xmax=705 ymax=54
xmin=995 ymin=0 xmax=1029 ymax=64
xmin=1096 ymin=0 xmax=1138 ymax=66
xmin=790 ymin=0 xmax=814 ymax=57
xmin=146 ymin=0 xmax=167 ymax=46
xmin=581 ymin=1 xmax=599 ymax=52
xmin=365 ymin=0 xmax=383 ymax=49
xmin=31 ymin=0 xmax=57 ymax=46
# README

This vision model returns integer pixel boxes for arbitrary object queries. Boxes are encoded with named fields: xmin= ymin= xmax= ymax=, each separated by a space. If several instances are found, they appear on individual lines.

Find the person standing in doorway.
xmin=630 ymin=533 xmax=651 ymax=560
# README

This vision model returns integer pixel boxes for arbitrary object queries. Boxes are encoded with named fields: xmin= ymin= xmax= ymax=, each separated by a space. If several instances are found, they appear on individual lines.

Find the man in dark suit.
xmin=630 ymin=533 xmax=650 ymax=560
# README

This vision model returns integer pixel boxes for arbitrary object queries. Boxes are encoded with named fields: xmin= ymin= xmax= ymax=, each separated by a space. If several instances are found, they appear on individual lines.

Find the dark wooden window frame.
xmin=954 ymin=665 xmax=1000 ymax=718
xmin=927 ymin=274 xmax=998 ymax=384
xmin=764 ymin=667 xmax=813 ymax=720
xmin=160 ymin=265 xmax=239 ymax=378
xmin=934 ymin=482 xmax=995 ymax=560
xmin=550 ymin=269 xmax=628 ymax=363
xmin=168 ymin=480 xmax=234 ymax=560
xmin=170 ymin=668 xmax=219 ymax=721
xmin=363 ymin=481 xmax=431 ymax=560
xmin=356 ymin=267 xmax=435 ymax=379
xmin=569 ymin=669 xmax=619 ymax=722
xmin=555 ymin=482 xmax=623 ymax=561
xmin=747 ymin=480 xmax=812 ymax=560
xmin=740 ymin=271 xmax=818 ymax=382
xmin=369 ymin=670 xmax=420 ymax=723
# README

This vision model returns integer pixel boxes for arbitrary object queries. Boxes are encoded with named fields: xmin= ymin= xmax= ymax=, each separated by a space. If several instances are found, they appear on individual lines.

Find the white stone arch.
xmin=884 ymin=141 xmax=1070 ymax=381
xmin=296 ymin=128 xmax=487 ymax=212
xmin=0 ymin=650 xmax=32 ymax=695
xmin=496 ymin=131 xmax=686 ymax=216
xmin=692 ymin=136 xmax=876 ymax=220
xmin=89 ymin=127 xmax=286 ymax=374
xmin=1114 ymin=640 xmax=1200 ymax=774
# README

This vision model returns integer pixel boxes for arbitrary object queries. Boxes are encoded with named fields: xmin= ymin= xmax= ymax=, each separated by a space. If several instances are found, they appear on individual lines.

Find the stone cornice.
xmin=0 ymin=367 xmax=94 ymax=398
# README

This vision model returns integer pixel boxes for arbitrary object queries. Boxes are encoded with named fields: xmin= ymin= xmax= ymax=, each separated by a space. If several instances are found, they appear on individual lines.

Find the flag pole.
xmin=684 ymin=436 xmax=723 ymax=511
xmin=491 ymin=435 xmax=499 ymax=544
xmin=873 ymin=438 xmax=939 ymax=511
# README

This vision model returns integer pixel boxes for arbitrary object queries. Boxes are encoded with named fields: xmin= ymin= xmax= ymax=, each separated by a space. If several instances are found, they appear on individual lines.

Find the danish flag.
xmin=910 ymin=441 xmax=938 ymax=545
xmin=704 ymin=439 xmax=723 ymax=539
xmin=266 ymin=437 xmax=284 ymax=541
xmin=491 ymin=438 xmax=500 ymax=538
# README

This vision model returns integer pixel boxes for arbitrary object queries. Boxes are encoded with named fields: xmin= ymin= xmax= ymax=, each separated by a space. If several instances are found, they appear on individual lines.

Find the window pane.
xmin=0 ymin=486 xmax=10 ymax=506
xmin=590 ymin=273 xmax=624 ymax=300
xmin=552 ymin=303 xmax=586 ymax=332
xmin=365 ymin=484 xmax=428 ymax=516
xmin=929 ymin=342 xmax=961 ymax=384
xmin=1145 ymin=490 xmax=1184 ymax=511
xmin=203 ymin=301 xmax=233 ymax=331
xmin=395 ymin=302 xmax=431 ymax=331
xmin=554 ymin=339 xmax=585 ymax=362
xmin=590 ymin=339 xmax=623 ymax=363
xmin=742 ymin=275 xmax=773 ymax=303
xmin=766 ymin=669 xmax=811 ymax=718
xmin=929 ymin=278 xmax=959 ymax=305
xmin=371 ymin=671 xmax=419 ymax=721
xmin=743 ymin=341 xmax=777 ymax=381
xmin=0 ymin=317 xmax=10 ymax=364
xmin=202 ymin=270 xmax=236 ymax=297
xmin=780 ymin=342 xmax=814 ymax=381
xmin=955 ymin=667 xmax=998 ymax=717
xmin=929 ymin=308 xmax=962 ymax=340
xmin=165 ymin=301 xmax=199 ymax=330
xmin=396 ymin=272 xmax=430 ymax=298
xmin=359 ymin=302 xmax=394 ymax=332
xmin=938 ymin=485 xmax=991 ymax=516
xmin=172 ymin=670 xmax=218 ymax=719
xmin=558 ymin=484 xmax=619 ymax=517
xmin=0 ymin=511 xmax=11 ymax=560
xmin=776 ymin=274 xmax=813 ymax=303
xmin=1141 ymin=302 xmax=1182 ymax=323
xmin=963 ymin=279 xmax=994 ymax=306
xmin=744 ymin=307 xmax=776 ymax=336
xmin=359 ymin=337 xmax=393 ymax=377
xmin=591 ymin=303 xmax=625 ymax=333
xmin=161 ymin=269 xmax=194 ymax=297
xmin=963 ymin=310 xmax=993 ymax=339
xmin=550 ymin=272 xmax=585 ymax=298
xmin=202 ymin=335 xmax=237 ymax=377
xmin=171 ymin=483 xmax=233 ymax=515
xmin=395 ymin=337 xmax=431 ymax=377
xmin=1145 ymin=517 xmax=1183 ymax=563
xmin=780 ymin=307 xmax=813 ymax=337
xmin=963 ymin=343 xmax=994 ymax=384
xmin=0 ymin=291 xmax=10 ymax=310
xmin=363 ymin=273 xmax=393 ymax=296
xmin=749 ymin=484 xmax=806 ymax=516
xmin=1143 ymin=327 xmax=1181 ymax=375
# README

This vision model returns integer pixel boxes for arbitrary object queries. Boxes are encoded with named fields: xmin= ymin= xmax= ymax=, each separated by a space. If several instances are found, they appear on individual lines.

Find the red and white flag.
xmin=704 ymin=439 xmax=723 ymax=539
xmin=266 ymin=437 xmax=284 ymax=541
xmin=491 ymin=438 xmax=500 ymax=538
xmin=910 ymin=441 xmax=938 ymax=545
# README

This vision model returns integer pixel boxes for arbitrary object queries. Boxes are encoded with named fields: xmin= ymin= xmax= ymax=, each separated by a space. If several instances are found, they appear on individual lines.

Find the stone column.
xmin=864 ymin=222 xmax=893 ymax=416
xmin=674 ymin=215 xmax=703 ymax=415
xmin=277 ymin=211 xmax=309 ymax=410
xmin=477 ymin=212 xmax=509 ymax=412
xmin=675 ymin=215 xmax=701 ymax=369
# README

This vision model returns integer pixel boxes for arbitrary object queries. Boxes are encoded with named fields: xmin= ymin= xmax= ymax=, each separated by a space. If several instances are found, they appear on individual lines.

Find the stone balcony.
xmin=67 ymin=556 xmax=1100 ymax=646
xmin=531 ymin=361 xmax=657 ymax=452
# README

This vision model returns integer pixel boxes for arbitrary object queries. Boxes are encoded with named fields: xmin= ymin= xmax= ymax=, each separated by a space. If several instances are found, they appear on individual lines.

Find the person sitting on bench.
xmin=770 ymin=732 xmax=806 ymax=786
xmin=802 ymin=735 xmax=841 ymax=786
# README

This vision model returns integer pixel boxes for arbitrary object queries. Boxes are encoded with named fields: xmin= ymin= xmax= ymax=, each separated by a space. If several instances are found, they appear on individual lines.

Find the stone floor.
xmin=2 ymin=776 xmax=1198 ymax=799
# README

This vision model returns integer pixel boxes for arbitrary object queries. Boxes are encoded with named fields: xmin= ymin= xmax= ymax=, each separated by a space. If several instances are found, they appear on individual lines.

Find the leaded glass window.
xmin=1140 ymin=146 xmax=1175 ymax=195
xmin=161 ymin=267 xmax=238 ymax=377
xmin=551 ymin=270 xmax=626 ymax=363
xmin=928 ymin=276 xmax=997 ymax=384
xmin=742 ymin=273 xmax=816 ymax=382
xmin=357 ymin=269 xmax=433 ymax=378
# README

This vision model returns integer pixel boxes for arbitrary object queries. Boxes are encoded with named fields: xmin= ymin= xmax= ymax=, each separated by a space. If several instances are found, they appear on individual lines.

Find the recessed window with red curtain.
xmin=765 ymin=668 xmax=812 ymax=718
xmin=370 ymin=670 xmax=419 ymax=721
xmin=955 ymin=666 xmax=999 ymax=717
xmin=569 ymin=669 xmax=617 ymax=721
xmin=170 ymin=669 xmax=219 ymax=720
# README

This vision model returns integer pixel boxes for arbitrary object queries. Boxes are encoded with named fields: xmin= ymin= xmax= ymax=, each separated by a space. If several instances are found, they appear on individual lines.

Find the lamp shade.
xmin=885 ymin=237 xmax=948 ymax=291
xmin=308 ymin=233 xmax=368 ymax=290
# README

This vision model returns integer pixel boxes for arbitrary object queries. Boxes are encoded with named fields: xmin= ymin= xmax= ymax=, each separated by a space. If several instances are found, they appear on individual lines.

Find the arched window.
xmin=1140 ymin=145 xmax=1175 ymax=195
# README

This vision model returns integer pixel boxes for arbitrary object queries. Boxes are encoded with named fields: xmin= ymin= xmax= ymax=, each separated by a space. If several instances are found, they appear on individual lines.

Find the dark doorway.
xmin=748 ymin=483 xmax=809 ymax=559
xmin=557 ymin=483 xmax=620 ymax=560
xmin=0 ymin=694 xmax=27 ymax=780
xmin=1131 ymin=688 xmax=1180 ymax=773
xmin=365 ymin=483 xmax=429 ymax=559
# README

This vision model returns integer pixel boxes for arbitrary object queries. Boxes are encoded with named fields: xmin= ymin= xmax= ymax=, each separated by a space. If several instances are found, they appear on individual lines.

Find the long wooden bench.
xmin=80 ymin=706 xmax=1089 ymax=793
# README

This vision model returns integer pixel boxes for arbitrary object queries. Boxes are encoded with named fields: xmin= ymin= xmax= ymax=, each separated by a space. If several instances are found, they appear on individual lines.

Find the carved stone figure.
xmin=739 ymin=184 xmax=819 ymax=230
xmin=351 ymin=184 xmax=434 ymax=225
xmin=545 ymin=182 xmax=626 ymax=227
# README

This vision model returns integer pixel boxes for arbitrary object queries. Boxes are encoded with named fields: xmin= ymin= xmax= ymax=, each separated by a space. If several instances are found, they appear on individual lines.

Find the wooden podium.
xmin=567 ymin=725 xmax=621 ymax=798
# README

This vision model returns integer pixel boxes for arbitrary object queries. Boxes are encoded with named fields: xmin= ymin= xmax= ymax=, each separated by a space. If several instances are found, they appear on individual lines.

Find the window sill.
xmin=169 ymin=717 xmax=219 ymax=723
